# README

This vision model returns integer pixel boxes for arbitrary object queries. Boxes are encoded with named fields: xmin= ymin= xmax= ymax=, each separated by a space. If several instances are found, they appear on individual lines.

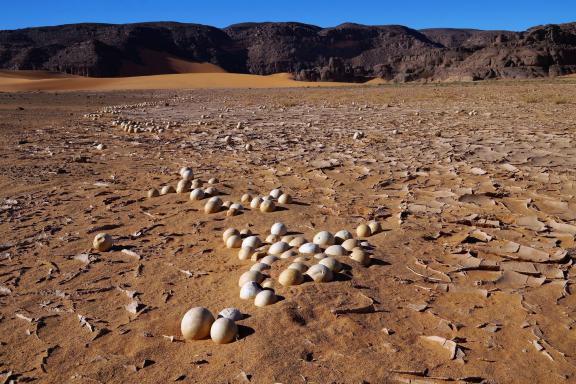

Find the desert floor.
xmin=1 ymin=79 xmax=576 ymax=383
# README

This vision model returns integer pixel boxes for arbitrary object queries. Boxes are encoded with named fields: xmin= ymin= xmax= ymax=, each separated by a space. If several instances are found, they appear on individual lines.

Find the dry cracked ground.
xmin=1 ymin=80 xmax=576 ymax=383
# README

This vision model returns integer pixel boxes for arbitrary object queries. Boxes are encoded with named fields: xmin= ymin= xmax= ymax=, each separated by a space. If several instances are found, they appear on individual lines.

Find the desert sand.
xmin=1 ymin=78 xmax=576 ymax=383
xmin=0 ymin=70 xmax=353 ymax=92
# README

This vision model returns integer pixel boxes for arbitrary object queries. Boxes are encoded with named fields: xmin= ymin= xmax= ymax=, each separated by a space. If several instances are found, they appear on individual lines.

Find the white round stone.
xmin=210 ymin=318 xmax=237 ymax=344
xmin=313 ymin=231 xmax=335 ymax=246
xmin=242 ymin=236 xmax=262 ymax=249
xmin=271 ymin=222 xmax=288 ymax=236
xmin=250 ymin=262 xmax=271 ymax=272
xmin=218 ymin=307 xmax=243 ymax=321
xmin=299 ymin=242 xmax=320 ymax=254
xmin=260 ymin=255 xmax=279 ymax=265
xmin=269 ymin=241 xmax=290 ymax=255
xmin=334 ymin=230 xmax=353 ymax=242
xmin=239 ymin=281 xmax=262 ymax=299
xmin=254 ymin=289 xmax=277 ymax=307
xmin=306 ymin=264 xmax=334 ymax=283
xmin=325 ymin=245 xmax=347 ymax=256
xmin=181 ymin=307 xmax=214 ymax=340
xmin=238 ymin=270 xmax=264 ymax=287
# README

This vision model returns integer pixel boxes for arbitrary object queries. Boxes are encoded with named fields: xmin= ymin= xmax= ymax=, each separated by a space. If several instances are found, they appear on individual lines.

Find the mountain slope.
xmin=1 ymin=21 xmax=575 ymax=82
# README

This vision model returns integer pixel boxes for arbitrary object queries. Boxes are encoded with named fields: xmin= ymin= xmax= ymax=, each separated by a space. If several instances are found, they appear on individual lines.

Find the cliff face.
xmin=1 ymin=21 xmax=575 ymax=82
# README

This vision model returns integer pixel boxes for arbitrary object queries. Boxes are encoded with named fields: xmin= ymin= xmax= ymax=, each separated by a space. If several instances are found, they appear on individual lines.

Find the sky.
xmin=2 ymin=0 xmax=575 ymax=31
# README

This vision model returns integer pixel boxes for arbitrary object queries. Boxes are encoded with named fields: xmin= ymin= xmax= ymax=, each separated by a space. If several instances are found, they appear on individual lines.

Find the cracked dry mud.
xmin=1 ymin=81 xmax=576 ymax=383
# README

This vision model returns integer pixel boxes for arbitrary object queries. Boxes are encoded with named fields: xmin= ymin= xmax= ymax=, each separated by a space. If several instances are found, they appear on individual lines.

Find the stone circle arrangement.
xmin=90 ymin=165 xmax=380 ymax=344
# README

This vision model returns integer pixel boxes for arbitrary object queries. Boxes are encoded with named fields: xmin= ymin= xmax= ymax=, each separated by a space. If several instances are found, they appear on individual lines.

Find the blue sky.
xmin=2 ymin=0 xmax=575 ymax=31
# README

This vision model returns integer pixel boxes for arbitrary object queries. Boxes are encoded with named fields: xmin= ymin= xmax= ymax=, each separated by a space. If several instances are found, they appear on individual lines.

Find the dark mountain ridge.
xmin=1 ymin=21 xmax=575 ymax=82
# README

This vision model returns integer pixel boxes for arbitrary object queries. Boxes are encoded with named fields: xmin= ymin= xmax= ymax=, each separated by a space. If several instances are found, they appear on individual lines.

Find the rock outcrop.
xmin=1 ymin=21 xmax=575 ymax=82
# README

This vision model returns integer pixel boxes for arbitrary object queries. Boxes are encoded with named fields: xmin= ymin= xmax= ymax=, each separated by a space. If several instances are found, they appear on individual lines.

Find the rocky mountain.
xmin=0 ymin=21 xmax=575 ymax=82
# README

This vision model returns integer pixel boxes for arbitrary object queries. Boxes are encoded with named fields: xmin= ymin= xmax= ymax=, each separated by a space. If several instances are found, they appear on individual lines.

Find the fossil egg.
xmin=289 ymin=236 xmax=307 ymax=247
xmin=255 ymin=289 xmax=277 ymax=307
xmin=266 ymin=234 xmax=281 ymax=244
xmin=306 ymin=264 xmax=333 ymax=283
xmin=334 ymin=230 xmax=353 ymax=243
xmin=160 ymin=185 xmax=176 ymax=195
xmin=356 ymin=224 xmax=372 ymax=238
xmin=250 ymin=262 xmax=271 ymax=273
xmin=299 ymin=242 xmax=320 ymax=254
xmin=218 ymin=307 xmax=243 ymax=321
xmin=204 ymin=197 xmax=222 ymax=213
xmin=226 ymin=235 xmax=242 ymax=249
xmin=176 ymin=179 xmax=191 ymax=193
xmin=368 ymin=221 xmax=381 ymax=234
xmin=190 ymin=188 xmax=205 ymax=200
xmin=250 ymin=197 xmax=262 ymax=209
xmin=325 ymin=245 xmax=347 ymax=256
xmin=341 ymin=238 xmax=359 ymax=251
xmin=238 ymin=270 xmax=264 ymax=287
xmin=260 ymin=200 xmax=275 ymax=213
xmin=179 ymin=167 xmax=194 ymax=181
xmin=280 ymin=250 xmax=298 ymax=259
xmin=241 ymin=193 xmax=252 ymax=203
xmin=238 ymin=247 xmax=254 ymax=261
xmin=93 ymin=233 xmax=113 ymax=252
xmin=278 ymin=268 xmax=304 ymax=286
xmin=147 ymin=188 xmax=159 ymax=198
xmin=242 ymin=236 xmax=262 ymax=249
xmin=261 ymin=279 xmax=274 ymax=288
xmin=271 ymin=222 xmax=288 ymax=236
xmin=269 ymin=241 xmax=290 ymax=255
xmin=288 ymin=262 xmax=308 ymax=274
xmin=269 ymin=188 xmax=282 ymax=199
xmin=313 ymin=231 xmax=335 ymax=246
xmin=319 ymin=257 xmax=342 ymax=272
xmin=278 ymin=193 xmax=292 ymax=204
xmin=350 ymin=247 xmax=371 ymax=266
xmin=260 ymin=255 xmax=279 ymax=265
xmin=239 ymin=281 xmax=262 ymax=299
xmin=210 ymin=318 xmax=237 ymax=344
xmin=223 ymin=228 xmax=240 ymax=242
xmin=181 ymin=307 xmax=214 ymax=340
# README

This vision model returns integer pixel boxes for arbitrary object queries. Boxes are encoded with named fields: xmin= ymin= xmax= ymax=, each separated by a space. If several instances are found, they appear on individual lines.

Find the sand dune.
xmin=0 ymin=71 xmax=354 ymax=92
xmin=119 ymin=49 xmax=228 ymax=76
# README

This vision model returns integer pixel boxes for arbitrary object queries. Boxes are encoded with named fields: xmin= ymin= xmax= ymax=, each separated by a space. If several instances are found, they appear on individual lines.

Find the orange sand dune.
xmin=119 ymin=50 xmax=228 ymax=76
xmin=0 ymin=71 xmax=354 ymax=92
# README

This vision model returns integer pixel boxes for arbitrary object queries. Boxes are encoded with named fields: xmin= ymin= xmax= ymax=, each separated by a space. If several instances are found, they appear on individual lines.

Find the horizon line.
xmin=2 ymin=19 xmax=574 ymax=33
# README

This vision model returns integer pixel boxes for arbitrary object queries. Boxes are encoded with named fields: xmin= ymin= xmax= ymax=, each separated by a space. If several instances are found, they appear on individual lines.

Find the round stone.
xmin=299 ymin=242 xmax=320 ymax=254
xmin=93 ymin=233 xmax=113 ymax=252
xmin=356 ymin=224 xmax=372 ymax=238
xmin=238 ymin=270 xmax=264 ymax=287
xmin=210 ymin=318 xmax=237 ymax=344
xmin=325 ymin=245 xmax=347 ymax=256
xmin=239 ymin=281 xmax=262 ymax=299
xmin=306 ymin=264 xmax=333 ymax=283
xmin=254 ymin=289 xmax=277 ymax=307
xmin=319 ymin=257 xmax=342 ymax=272
xmin=181 ymin=307 xmax=214 ymax=340
xmin=278 ymin=269 xmax=304 ymax=286
xmin=218 ymin=307 xmax=243 ymax=321
xmin=313 ymin=231 xmax=335 ymax=246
